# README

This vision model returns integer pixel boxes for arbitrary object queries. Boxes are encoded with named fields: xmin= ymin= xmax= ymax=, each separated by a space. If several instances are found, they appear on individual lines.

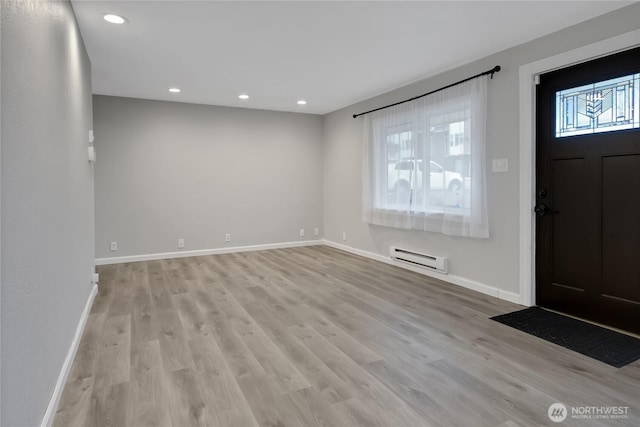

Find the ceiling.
xmin=71 ymin=1 xmax=632 ymax=115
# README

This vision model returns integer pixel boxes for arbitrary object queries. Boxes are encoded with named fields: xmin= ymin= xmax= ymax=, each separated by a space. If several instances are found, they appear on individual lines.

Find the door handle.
xmin=534 ymin=203 xmax=558 ymax=216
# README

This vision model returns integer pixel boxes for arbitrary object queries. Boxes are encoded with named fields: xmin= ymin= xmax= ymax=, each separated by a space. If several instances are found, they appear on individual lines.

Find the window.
xmin=362 ymin=76 xmax=489 ymax=238
xmin=555 ymin=73 xmax=640 ymax=138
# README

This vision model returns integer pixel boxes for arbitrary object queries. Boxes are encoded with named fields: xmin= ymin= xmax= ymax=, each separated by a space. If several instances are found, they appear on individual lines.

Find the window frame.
xmin=372 ymin=97 xmax=473 ymax=220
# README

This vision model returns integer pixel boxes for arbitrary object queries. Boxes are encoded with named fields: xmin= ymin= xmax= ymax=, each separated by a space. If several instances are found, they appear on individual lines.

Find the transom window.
xmin=555 ymin=73 xmax=640 ymax=138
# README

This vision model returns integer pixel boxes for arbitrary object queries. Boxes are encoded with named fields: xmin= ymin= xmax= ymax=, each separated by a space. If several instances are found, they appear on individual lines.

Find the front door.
xmin=535 ymin=47 xmax=640 ymax=334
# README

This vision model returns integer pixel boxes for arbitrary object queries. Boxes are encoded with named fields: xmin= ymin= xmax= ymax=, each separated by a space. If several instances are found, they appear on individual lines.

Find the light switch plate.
xmin=492 ymin=158 xmax=509 ymax=173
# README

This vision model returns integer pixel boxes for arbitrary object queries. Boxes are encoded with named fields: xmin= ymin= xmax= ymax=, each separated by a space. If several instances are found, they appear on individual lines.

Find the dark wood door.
xmin=536 ymin=47 xmax=640 ymax=334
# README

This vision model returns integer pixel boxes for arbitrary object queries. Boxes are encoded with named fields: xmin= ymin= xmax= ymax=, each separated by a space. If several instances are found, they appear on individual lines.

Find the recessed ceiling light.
xmin=297 ymin=100 xmax=307 ymax=105
xmin=103 ymin=14 xmax=127 ymax=24
xmin=168 ymin=88 xmax=181 ymax=93
xmin=238 ymin=94 xmax=250 ymax=100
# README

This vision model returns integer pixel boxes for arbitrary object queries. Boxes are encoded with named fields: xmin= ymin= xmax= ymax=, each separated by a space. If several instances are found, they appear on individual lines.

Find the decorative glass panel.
xmin=555 ymin=73 xmax=640 ymax=138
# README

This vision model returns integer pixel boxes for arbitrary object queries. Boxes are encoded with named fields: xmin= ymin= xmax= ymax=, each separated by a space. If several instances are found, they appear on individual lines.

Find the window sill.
xmin=373 ymin=207 xmax=469 ymax=221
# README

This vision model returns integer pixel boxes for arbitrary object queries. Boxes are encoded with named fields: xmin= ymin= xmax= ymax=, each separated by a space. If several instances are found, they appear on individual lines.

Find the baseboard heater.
xmin=389 ymin=246 xmax=448 ymax=274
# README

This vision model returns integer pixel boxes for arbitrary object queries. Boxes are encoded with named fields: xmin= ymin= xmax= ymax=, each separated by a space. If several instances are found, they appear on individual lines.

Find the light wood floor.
xmin=54 ymin=246 xmax=639 ymax=427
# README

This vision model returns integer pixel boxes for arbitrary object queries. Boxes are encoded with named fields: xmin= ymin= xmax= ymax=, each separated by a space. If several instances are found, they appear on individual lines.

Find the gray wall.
xmin=94 ymin=96 xmax=324 ymax=259
xmin=323 ymin=3 xmax=640 ymax=296
xmin=1 ymin=1 xmax=95 ymax=425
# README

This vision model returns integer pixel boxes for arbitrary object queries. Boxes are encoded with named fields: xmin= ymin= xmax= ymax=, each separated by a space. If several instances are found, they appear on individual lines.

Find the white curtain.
xmin=362 ymin=76 xmax=489 ymax=238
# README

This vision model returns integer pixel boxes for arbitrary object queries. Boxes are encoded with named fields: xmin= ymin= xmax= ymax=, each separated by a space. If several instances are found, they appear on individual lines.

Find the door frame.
xmin=518 ymin=29 xmax=640 ymax=307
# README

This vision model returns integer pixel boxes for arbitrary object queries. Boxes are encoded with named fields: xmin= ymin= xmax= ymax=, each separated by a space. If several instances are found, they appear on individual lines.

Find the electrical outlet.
xmin=314 ymin=228 xmax=319 ymax=236
xmin=225 ymin=233 xmax=231 ymax=242
xmin=110 ymin=241 xmax=118 ymax=252
xmin=178 ymin=238 xmax=185 ymax=248
xmin=299 ymin=228 xmax=305 ymax=237
xmin=342 ymin=232 xmax=347 ymax=241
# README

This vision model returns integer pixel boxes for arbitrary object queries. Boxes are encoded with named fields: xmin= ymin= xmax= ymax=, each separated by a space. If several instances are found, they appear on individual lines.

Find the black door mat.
xmin=490 ymin=307 xmax=640 ymax=368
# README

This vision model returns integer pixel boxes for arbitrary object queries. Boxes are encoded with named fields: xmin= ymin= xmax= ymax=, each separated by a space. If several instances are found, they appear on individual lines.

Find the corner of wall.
xmin=0 ymin=2 xmax=4 ymax=419
xmin=39 ymin=284 xmax=98 ymax=427
xmin=1 ymin=0 xmax=96 ymax=425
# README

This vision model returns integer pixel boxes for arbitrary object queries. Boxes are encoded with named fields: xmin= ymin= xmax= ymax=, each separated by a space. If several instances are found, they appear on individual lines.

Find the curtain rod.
xmin=352 ymin=65 xmax=501 ymax=119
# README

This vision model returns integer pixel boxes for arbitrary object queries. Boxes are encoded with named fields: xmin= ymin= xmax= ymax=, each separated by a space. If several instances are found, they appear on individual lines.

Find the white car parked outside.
xmin=387 ymin=159 xmax=463 ymax=205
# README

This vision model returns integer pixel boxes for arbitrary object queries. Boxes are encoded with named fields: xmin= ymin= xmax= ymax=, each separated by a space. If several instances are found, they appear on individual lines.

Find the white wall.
xmin=322 ymin=3 xmax=640 ymax=299
xmin=1 ymin=1 xmax=95 ymax=426
xmin=93 ymin=96 xmax=324 ymax=260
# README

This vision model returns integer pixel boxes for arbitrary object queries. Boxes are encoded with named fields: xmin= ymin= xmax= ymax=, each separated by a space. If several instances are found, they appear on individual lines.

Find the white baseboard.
xmin=95 ymin=239 xmax=323 ymax=265
xmin=322 ymin=240 xmax=522 ymax=306
xmin=40 ymin=283 xmax=98 ymax=427
xmin=497 ymin=289 xmax=521 ymax=305
xmin=95 ymin=237 xmax=522 ymax=303
xmin=45 ymin=238 xmax=516 ymax=427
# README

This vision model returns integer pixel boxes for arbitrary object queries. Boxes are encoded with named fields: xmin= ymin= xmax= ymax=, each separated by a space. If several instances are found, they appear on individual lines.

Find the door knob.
xmin=534 ymin=203 xmax=558 ymax=216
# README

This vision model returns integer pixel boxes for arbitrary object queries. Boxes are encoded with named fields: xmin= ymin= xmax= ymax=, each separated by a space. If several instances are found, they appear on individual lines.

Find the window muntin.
xmin=362 ymin=75 xmax=488 ymax=238
xmin=381 ymin=104 xmax=470 ymax=216
xmin=555 ymin=73 xmax=640 ymax=138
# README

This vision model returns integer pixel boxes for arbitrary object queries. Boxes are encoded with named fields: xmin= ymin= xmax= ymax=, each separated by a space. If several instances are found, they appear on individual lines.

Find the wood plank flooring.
xmin=54 ymin=246 xmax=639 ymax=426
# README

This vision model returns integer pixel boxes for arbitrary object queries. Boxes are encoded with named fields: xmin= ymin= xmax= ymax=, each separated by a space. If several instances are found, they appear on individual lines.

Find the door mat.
xmin=490 ymin=307 xmax=640 ymax=368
